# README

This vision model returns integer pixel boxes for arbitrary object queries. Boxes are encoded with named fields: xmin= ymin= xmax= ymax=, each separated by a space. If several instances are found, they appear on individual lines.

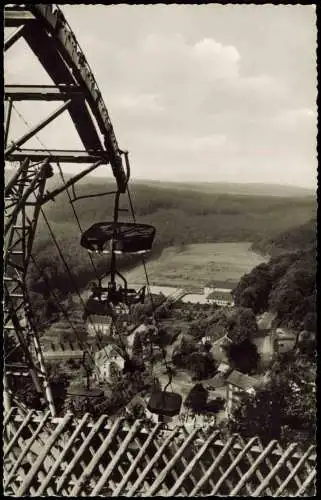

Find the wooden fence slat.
xmin=3 ymin=407 xmax=316 ymax=497
xmin=149 ymin=432 xmax=186 ymax=493
xmin=253 ymin=443 xmax=298 ymax=496
xmin=91 ymin=419 xmax=141 ymax=496
xmin=274 ymin=445 xmax=315 ymax=496
xmin=71 ymin=417 xmax=124 ymax=496
xmin=126 ymin=427 xmax=180 ymax=497
xmin=4 ymin=411 xmax=33 ymax=459
xmin=264 ymin=447 xmax=283 ymax=488
xmin=56 ymin=414 xmax=108 ymax=493
xmin=16 ymin=413 xmax=73 ymax=496
xmin=3 ymin=407 xmax=16 ymax=427
xmin=211 ymin=436 xmax=258 ymax=495
xmin=191 ymin=434 xmax=238 ymax=496
xmin=112 ymin=430 xmax=160 ymax=496
xmin=230 ymin=440 xmax=278 ymax=496
xmin=35 ymin=413 xmax=91 ymax=495
xmin=237 ymin=434 xmax=273 ymax=496
xmin=296 ymin=468 xmax=316 ymax=496
xmin=4 ymin=411 xmax=52 ymax=490
xmin=167 ymin=430 xmax=221 ymax=497
xmin=146 ymin=428 xmax=199 ymax=496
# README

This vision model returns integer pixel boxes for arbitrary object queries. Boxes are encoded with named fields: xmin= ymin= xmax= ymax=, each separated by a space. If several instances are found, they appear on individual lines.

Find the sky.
xmin=5 ymin=4 xmax=317 ymax=188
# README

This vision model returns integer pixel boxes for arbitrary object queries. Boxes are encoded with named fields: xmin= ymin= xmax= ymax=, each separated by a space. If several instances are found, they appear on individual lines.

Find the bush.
xmin=206 ymin=397 xmax=225 ymax=414
xmin=185 ymin=383 xmax=208 ymax=413
xmin=225 ymin=339 xmax=260 ymax=374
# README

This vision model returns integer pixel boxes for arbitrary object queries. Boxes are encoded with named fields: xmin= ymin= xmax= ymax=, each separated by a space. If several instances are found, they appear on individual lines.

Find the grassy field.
xmin=123 ymin=242 xmax=268 ymax=289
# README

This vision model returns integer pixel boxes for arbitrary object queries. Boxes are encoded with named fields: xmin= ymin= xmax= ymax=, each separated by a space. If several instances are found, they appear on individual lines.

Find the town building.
xmin=204 ymin=281 xmax=237 ymax=301
xmin=273 ymin=327 xmax=297 ymax=354
xmin=256 ymin=311 xmax=276 ymax=333
xmin=225 ymin=370 xmax=260 ymax=416
xmin=206 ymin=288 xmax=235 ymax=307
xmin=86 ymin=315 xmax=112 ymax=337
xmin=94 ymin=344 xmax=124 ymax=382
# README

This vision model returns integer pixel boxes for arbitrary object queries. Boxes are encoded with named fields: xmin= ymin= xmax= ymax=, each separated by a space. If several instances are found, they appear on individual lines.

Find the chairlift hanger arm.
xmin=41 ymin=161 xmax=104 ymax=204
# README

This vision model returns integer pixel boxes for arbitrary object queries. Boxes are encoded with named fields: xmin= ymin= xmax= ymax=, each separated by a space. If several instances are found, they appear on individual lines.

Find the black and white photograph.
xmin=3 ymin=3 xmax=317 ymax=496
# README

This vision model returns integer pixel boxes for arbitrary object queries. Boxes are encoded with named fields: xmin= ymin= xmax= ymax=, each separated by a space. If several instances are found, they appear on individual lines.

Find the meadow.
xmin=122 ymin=242 xmax=267 ymax=289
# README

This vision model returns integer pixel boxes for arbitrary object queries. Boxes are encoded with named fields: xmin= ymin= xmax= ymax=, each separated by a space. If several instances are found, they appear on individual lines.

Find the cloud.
xmin=274 ymin=107 xmax=316 ymax=126
xmin=155 ymin=133 xmax=227 ymax=152
xmin=133 ymin=32 xmax=241 ymax=86
xmin=112 ymin=93 xmax=164 ymax=114
xmin=4 ymin=6 xmax=317 ymax=188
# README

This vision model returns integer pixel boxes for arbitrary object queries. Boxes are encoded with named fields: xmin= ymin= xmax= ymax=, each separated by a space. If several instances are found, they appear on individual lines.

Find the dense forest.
xmin=27 ymin=180 xmax=315 ymax=314
xmin=233 ymin=217 xmax=316 ymax=331
xmin=251 ymin=217 xmax=316 ymax=256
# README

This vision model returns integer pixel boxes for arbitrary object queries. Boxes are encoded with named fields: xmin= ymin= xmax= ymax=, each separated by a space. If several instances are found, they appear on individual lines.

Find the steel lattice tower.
xmin=4 ymin=4 xmax=128 ymax=415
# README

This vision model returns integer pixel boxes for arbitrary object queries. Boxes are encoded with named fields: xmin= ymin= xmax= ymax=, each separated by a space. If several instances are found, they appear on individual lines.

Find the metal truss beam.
xmin=23 ymin=22 xmax=104 ymax=152
xmin=7 ymin=149 xmax=107 ymax=163
xmin=4 ymin=98 xmax=13 ymax=148
xmin=5 ymin=84 xmax=84 ymax=101
xmin=41 ymin=160 xmax=104 ymax=203
xmin=4 ymin=8 xmax=35 ymax=27
xmin=4 ymin=159 xmax=52 ymax=238
xmin=4 ymin=158 xmax=56 ymax=415
xmin=30 ymin=4 xmax=128 ymax=191
xmin=5 ymin=100 xmax=72 ymax=157
xmin=4 ymin=25 xmax=25 ymax=50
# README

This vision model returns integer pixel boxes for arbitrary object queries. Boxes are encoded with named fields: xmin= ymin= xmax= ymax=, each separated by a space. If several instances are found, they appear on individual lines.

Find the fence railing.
xmin=3 ymin=407 xmax=316 ymax=497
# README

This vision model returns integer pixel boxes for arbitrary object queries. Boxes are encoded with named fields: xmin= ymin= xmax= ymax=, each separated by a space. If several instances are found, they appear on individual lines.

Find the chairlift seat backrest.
xmin=147 ymin=391 xmax=182 ymax=417
xmin=80 ymin=222 xmax=156 ymax=254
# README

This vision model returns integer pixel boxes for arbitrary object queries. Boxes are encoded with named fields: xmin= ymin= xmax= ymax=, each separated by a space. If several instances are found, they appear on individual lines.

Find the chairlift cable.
xmin=29 ymin=254 xmax=96 ymax=361
xmin=11 ymin=104 xmax=101 ymax=283
xmin=37 ymin=209 xmax=117 ymax=371
xmin=56 ymin=161 xmax=100 ymax=279
xmin=126 ymin=185 xmax=174 ymax=392
xmin=12 ymin=106 xmax=113 ymax=362
xmin=39 ymin=207 xmax=101 ymax=335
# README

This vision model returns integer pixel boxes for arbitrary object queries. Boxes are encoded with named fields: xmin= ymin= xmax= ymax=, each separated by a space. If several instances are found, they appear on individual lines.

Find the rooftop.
xmin=257 ymin=311 xmax=276 ymax=330
xmin=95 ymin=345 xmax=123 ymax=364
xmin=206 ymin=373 xmax=228 ymax=389
xmin=227 ymin=370 xmax=260 ymax=391
xmin=207 ymin=290 xmax=234 ymax=300
xmin=275 ymin=328 xmax=297 ymax=340
xmin=205 ymin=280 xmax=238 ymax=289
xmin=86 ymin=315 xmax=112 ymax=325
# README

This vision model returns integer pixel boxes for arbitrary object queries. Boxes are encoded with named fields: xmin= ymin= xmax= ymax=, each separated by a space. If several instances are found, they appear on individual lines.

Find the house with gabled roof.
xmin=274 ymin=327 xmax=298 ymax=354
xmin=86 ymin=314 xmax=112 ymax=337
xmin=226 ymin=370 xmax=261 ymax=415
xmin=94 ymin=344 xmax=124 ymax=382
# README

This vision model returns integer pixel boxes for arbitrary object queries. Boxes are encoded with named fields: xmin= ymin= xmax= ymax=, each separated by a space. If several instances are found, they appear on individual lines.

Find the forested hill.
xmin=27 ymin=179 xmax=315 ymax=323
xmin=38 ymin=180 xmax=315 ymax=251
xmin=233 ymin=219 xmax=316 ymax=331
xmin=138 ymin=179 xmax=315 ymax=198
xmin=251 ymin=217 xmax=316 ymax=257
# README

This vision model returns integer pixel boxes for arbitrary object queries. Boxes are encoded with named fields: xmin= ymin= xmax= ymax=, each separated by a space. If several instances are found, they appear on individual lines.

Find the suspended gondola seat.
xmin=121 ymin=285 xmax=146 ymax=305
xmin=80 ymin=222 xmax=156 ymax=254
xmin=83 ymin=296 xmax=113 ymax=319
xmin=147 ymin=391 xmax=183 ymax=418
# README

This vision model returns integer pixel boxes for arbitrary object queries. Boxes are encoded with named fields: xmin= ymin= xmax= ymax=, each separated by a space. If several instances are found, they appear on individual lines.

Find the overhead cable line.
xmin=11 ymin=104 xmax=109 ymax=350
xmin=11 ymin=102 xmax=101 ymax=282
xmin=29 ymin=254 xmax=96 ymax=354
xmin=126 ymin=185 xmax=174 ymax=392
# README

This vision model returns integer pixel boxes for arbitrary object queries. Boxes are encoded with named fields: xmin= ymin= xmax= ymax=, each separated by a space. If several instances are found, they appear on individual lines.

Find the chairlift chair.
xmin=67 ymin=351 xmax=104 ymax=398
xmin=83 ymin=275 xmax=146 ymax=320
xmin=147 ymin=369 xmax=182 ymax=420
xmin=80 ymin=222 xmax=156 ymax=255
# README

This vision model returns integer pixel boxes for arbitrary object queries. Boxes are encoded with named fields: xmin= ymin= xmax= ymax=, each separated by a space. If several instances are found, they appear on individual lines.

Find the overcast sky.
xmin=5 ymin=4 xmax=317 ymax=187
